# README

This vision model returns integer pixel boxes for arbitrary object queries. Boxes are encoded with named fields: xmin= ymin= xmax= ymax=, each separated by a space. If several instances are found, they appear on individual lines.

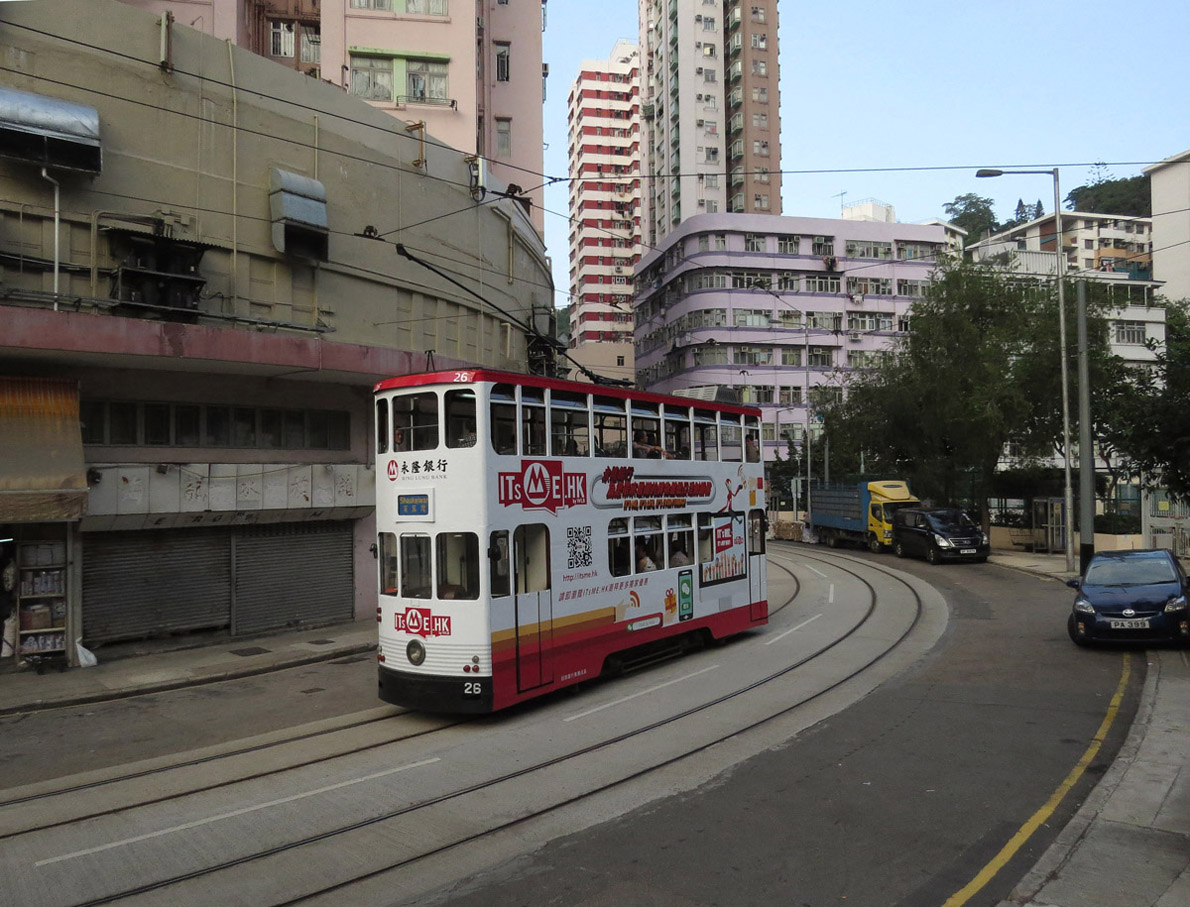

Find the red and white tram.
xmin=373 ymin=370 xmax=768 ymax=713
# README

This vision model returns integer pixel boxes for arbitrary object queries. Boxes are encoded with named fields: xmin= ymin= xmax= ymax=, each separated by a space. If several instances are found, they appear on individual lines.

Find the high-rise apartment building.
xmin=566 ymin=40 xmax=641 ymax=355
xmin=120 ymin=0 xmax=548 ymax=235
xmin=637 ymin=0 xmax=781 ymax=248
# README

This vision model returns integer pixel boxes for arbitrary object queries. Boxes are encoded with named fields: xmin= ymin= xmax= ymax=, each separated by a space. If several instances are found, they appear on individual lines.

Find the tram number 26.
xmin=463 ymin=681 xmax=483 ymax=697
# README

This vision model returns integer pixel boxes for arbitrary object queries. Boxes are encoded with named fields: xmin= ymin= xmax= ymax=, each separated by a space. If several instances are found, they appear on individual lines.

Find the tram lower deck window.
xmin=400 ymin=534 xmax=432 ymax=598
xmin=378 ymin=532 xmax=398 ymax=594
xmin=436 ymin=532 xmax=479 ymax=599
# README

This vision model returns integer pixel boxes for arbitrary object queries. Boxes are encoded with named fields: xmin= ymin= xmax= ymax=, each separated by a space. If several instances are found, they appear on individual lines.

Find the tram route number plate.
xmin=1109 ymin=618 xmax=1149 ymax=629
xmin=463 ymin=681 xmax=484 ymax=698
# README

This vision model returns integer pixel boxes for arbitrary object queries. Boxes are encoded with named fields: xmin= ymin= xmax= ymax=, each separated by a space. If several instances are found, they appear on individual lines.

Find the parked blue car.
xmin=1067 ymin=549 xmax=1190 ymax=646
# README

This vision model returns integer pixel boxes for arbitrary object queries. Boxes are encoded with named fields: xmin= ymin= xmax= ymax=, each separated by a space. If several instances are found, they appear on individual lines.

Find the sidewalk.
xmin=1 ymin=553 xmax=1186 ymax=906
xmin=0 ymin=619 xmax=377 ymax=718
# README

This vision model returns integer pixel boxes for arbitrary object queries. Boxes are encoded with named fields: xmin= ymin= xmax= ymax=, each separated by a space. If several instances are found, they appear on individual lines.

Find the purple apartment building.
xmin=633 ymin=212 xmax=964 ymax=463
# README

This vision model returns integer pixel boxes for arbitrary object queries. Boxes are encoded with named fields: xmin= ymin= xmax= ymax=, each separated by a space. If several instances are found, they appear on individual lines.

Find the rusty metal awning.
xmin=0 ymin=377 xmax=88 ymax=522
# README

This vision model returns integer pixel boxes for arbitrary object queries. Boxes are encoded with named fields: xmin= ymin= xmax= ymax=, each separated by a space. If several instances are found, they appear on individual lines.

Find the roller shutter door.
xmin=82 ymin=528 xmax=231 ymax=644
xmin=232 ymin=521 xmax=354 ymax=635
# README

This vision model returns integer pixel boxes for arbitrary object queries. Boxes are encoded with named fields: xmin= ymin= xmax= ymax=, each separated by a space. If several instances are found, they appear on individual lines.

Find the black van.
xmin=891 ymin=507 xmax=989 ymax=564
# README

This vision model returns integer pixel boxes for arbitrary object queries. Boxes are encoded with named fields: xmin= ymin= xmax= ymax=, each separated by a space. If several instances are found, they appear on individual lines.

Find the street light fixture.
xmin=976 ymin=167 xmax=1075 ymax=573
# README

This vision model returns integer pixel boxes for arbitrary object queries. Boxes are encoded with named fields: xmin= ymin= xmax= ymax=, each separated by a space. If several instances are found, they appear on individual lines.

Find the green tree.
xmin=942 ymin=194 xmax=999 ymax=246
xmin=822 ymin=260 xmax=1056 ymax=524
xmin=1066 ymin=174 xmax=1150 ymax=216
xmin=1111 ymin=300 xmax=1190 ymax=499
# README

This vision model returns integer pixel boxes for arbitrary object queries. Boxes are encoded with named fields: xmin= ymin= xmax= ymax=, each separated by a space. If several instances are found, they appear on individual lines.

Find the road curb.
xmin=995 ymin=652 xmax=1156 ymax=905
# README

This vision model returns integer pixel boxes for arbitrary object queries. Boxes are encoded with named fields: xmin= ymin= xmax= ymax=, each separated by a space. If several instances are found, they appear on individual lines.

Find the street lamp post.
xmin=976 ymin=167 xmax=1076 ymax=573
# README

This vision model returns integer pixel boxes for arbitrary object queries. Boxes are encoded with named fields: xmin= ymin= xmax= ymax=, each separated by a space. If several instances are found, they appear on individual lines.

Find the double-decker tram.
xmin=373 ymin=370 xmax=768 ymax=713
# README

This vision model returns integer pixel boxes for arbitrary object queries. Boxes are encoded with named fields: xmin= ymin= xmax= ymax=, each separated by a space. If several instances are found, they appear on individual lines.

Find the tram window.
xmin=522 ymin=387 xmax=547 ymax=456
xmin=436 ymin=532 xmax=479 ymax=599
xmin=490 ymin=383 xmax=518 ymax=455
xmin=489 ymin=531 xmax=511 ymax=598
xmin=697 ymin=513 xmax=715 ymax=563
xmin=593 ymin=396 xmax=628 ymax=457
xmin=745 ymin=430 xmax=761 ymax=462
xmin=631 ymin=405 xmax=663 ymax=459
xmin=445 ymin=390 xmax=478 ymax=449
xmin=693 ymin=411 xmax=718 ymax=461
xmin=721 ymin=415 xmax=743 ymax=462
xmin=376 ymin=400 xmax=389 ymax=455
xmin=378 ymin=532 xmax=399 ymax=594
xmin=608 ymin=517 xmax=630 ymax=577
xmin=399 ymin=533 xmax=432 ymax=599
xmin=550 ymin=390 xmax=590 ymax=456
xmin=664 ymin=406 xmax=691 ymax=459
xmin=393 ymin=393 xmax=439 ymax=452
xmin=634 ymin=516 xmax=663 ymax=573
xmin=748 ymin=509 xmax=766 ymax=555
xmin=666 ymin=515 xmax=694 ymax=568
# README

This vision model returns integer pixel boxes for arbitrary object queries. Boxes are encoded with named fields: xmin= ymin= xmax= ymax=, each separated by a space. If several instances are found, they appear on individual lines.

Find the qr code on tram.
xmin=567 ymin=526 xmax=593 ymax=569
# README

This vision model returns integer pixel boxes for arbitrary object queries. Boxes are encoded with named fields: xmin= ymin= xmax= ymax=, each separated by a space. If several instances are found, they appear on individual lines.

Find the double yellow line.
xmin=943 ymin=652 xmax=1132 ymax=906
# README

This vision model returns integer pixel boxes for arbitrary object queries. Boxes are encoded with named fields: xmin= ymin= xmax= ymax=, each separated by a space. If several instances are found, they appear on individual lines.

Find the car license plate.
xmin=960 ymin=549 xmax=976 ymax=555
xmin=1109 ymin=618 xmax=1149 ymax=629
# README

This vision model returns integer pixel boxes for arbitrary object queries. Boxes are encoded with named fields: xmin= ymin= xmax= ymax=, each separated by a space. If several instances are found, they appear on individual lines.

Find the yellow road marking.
xmin=942 ymin=651 xmax=1132 ymax=907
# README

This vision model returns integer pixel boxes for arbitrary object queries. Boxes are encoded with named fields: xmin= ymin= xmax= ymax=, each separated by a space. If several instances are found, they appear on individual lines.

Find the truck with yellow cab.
xmin=810 ymin=480 xmax=921 ymax=552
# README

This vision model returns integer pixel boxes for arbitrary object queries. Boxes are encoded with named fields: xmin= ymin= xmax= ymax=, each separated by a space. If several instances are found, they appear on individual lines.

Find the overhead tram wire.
xmin=5 ymin=23 xmax=1169 ymax=205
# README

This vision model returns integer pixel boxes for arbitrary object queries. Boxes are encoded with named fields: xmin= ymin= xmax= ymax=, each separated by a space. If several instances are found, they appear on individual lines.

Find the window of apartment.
xmin=694 ymin=346 xmax=729 ymax=366
xmin=808 ymin=312 xmax=841 ymax=331
xmin=845 ymin=239 xmax=893 ymax=259
xmin=779 ymin=386 xmax=802 ymax=405
xmin=705 ymin=200 xmax=719 ymax=213
xmin=751 ymin=33 xmax=767 ymax=49
xmin=755 ymin=168 xmax=770 ymax=183
xmin=698 ymin=235 xmax=710 ymax=252
xmin=811 ymin=235 xmax=835 ymax=255
xmin=351 ymin=0 xmax=392 ymax=8
xmin=752 ymin=86 xmax=767 ymax=103
xmin=495 ymin=43 xmax=511 ymax=82
xmin=753 ymin=140 xmax=769 ymax=155
xmin=1114 ymin=321 xmax=1146 ymax=345
xmin=751 ymin=5 xmax=766 ymax=21
xmin=300 ymin=26 xmax=321 ymax=64
xmin=349 ymin=55 xmax=394 ymax=101
xmin=734 ymin=345 xmax=773 ymax=366
xmin=775 ymin=273 xmax=799 ymax=292
xmin=715 ymin=233 xmax=727 ymax=251
xmin=754 ymin=194 xmax=769 ymax=210
xmin=704 ymin=147 xmax=719 ymax=163
xmin=702 ymin=16 xmax=716 ymax=30
xmin=847 ymin=276 xmax=893 ymax=296
xmin=408 ymin=59 xmax=448 ymax=101
xmin=780 ymin=349 xmax=803 ymax=368
xmin=495 ymin=118 xmax=512 ymax=156
xmin=703 ymin=68 xmax=717 ymax=82
xmin=897 ymin=279 xmax=928 ymax=297
xmin=751 ymin=60 xmax=767 ymax=76
xmin=752 ymin=113 xmax=768 ymax=129
xmin=808 ymin=348 xmax=834 ymax=368
xmin=848 ymin=312 xmax=894 ymax=332
xmin=744 ymin=233 xmax=764 ymax=252
xmin=80 ymin=401 xmax=349 ymax=450
xmin=704 ymin=174 xmax=720 ymax=188
xmin=407 ymin=0 xmax=449 ymax=13
xmin=733 ymin=308 xmax=770 ymax=327
xmin=896 ymin=241 xmax=938 ymax=261
xmin=777 ymin=236 xmax=799 ymax=255
xmin=270 ymin=21 xmax=295 ymax=57
xmin=805 ymin=275 xmax=840 ymax=293
xmin=702 ymin=44 xmax=717 ymax=57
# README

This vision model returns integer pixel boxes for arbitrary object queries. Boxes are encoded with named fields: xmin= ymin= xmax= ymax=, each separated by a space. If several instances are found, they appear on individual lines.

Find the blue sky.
xmin=542 ymin=0 xmax=1190 ymax=308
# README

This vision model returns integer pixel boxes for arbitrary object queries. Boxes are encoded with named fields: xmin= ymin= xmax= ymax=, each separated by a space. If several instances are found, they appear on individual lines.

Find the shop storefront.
xmin=0 ymin=378 xmax=88 ymax=670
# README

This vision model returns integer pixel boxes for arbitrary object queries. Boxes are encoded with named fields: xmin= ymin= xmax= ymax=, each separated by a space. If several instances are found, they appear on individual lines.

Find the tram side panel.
xmin=485 ymin=457 xmax=766 ymax=710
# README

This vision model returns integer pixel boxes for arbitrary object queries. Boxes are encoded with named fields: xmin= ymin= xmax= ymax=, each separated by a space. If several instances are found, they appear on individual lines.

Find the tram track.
xmin=7 ymin=544 xmax=939 ymax=907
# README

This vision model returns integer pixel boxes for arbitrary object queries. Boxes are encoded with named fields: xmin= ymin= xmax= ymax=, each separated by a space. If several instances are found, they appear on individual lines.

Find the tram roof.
xmin=373 ymin=370 xmax=761 ymax=418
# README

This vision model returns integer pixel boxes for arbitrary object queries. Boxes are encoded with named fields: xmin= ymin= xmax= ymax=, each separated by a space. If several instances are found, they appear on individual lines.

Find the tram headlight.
xmin=406 ymin=639 xmax=426 ymax=666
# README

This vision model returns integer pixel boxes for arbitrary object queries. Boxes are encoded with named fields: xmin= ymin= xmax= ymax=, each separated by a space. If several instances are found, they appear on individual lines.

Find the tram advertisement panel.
xmin=701 ymin=512 xmax=746 ymax=587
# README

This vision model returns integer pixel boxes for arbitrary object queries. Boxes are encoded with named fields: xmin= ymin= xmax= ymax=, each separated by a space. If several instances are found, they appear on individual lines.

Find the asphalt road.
xmin=410 ymin=549 xmax=1141 ymax=907
xmin=0 ymin=550 xmax=1140 ymax=907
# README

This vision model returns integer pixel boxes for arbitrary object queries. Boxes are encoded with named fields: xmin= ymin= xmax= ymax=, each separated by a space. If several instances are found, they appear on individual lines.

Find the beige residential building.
xmin=1145 ymin=150 xmax=1190 ymax=303
xmin=121 ymin=0 xmax=548 ymax=235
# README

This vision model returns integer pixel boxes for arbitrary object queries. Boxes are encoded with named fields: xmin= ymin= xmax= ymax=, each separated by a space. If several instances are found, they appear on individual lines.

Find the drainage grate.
xmin=307 ymin=639 xmax=335 ymax=646
xmin=229 ymin=646 xmax=272 ymax=657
